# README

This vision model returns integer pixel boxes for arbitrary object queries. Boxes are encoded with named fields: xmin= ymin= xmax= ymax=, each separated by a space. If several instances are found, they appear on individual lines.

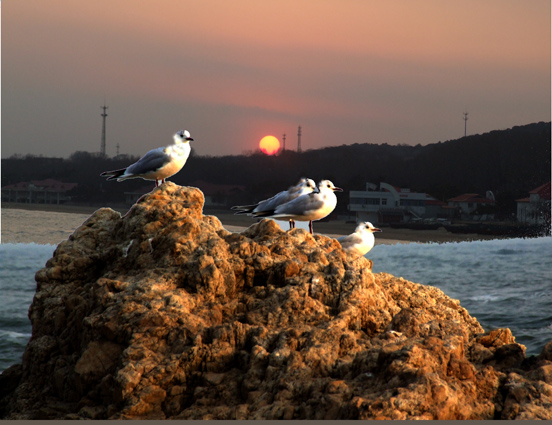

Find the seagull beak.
xmin=373 ymin=227 xmax=382 ymax=232
xmin=333 ymin=187 xmax=343 ymax=192
xmin=186 ymin=137 xmax=194 ymax=141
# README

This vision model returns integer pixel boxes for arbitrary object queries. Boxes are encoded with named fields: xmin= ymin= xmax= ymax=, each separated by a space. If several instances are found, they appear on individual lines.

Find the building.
xmin=447 ymin=193 xmax=495 ymax=219
xmin=515 ymin=182 xmax=551 ymax=225
xmin=2 ymin=179 xmax=78 ymax=204
xmin=348 ymin=182 xmax=451 ymax=224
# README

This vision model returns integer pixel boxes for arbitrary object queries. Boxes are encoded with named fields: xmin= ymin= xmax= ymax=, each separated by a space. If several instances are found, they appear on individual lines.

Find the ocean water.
xmin=1 ymin=233 xmax=551 ymax=374
xmin=0 ymin=243 xmax=55 ymax=373
xmin=369 ymin=237 xmax=552 ymax=355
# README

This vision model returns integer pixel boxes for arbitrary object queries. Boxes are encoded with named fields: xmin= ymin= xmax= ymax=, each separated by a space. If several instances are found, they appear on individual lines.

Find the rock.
xmin=0 ymin=182 xmax=550 ymax=420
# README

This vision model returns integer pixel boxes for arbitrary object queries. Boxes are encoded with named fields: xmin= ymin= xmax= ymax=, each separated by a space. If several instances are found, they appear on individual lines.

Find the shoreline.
xmin=2 ymin=202 xmax=503 ymax=245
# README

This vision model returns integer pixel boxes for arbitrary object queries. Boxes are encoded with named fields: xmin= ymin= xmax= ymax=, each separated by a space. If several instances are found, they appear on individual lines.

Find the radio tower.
xmin=100 ymin=102 xmax=108 ymax=156
xmin=282 ymin=133 xmax=286 ymax=152
xmin=463 ymin=110 xmax=468 ymax=137
xmin=297 ymin=125 xmax=302 ymax=153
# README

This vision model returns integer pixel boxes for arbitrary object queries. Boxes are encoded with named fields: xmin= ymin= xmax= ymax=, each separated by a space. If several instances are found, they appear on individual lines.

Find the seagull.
xmin=252 ymin=179 xmax=342 ymax=234
xmin=231 ymin=177 xmax=317 ymax=229
xmin=100 ymin=130 xmax=194 ymax=187
xmin=337 ymin=221 xmax=382 ymax=257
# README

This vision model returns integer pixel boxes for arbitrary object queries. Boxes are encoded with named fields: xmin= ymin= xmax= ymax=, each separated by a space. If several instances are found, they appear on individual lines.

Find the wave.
xmin=0 ymin=329 xmax=32 ymax=338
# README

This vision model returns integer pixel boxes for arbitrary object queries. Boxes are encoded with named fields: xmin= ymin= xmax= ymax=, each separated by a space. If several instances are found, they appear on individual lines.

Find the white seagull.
xmin=337 ymin=221 xmax=382 ymax=257
xmin=231 ymin=177 xmax=317 ymax=229
xmin=253 ymin=179 xmax=342 ymax=234
xmin=100 ymin=130 xmax=194 ymax=187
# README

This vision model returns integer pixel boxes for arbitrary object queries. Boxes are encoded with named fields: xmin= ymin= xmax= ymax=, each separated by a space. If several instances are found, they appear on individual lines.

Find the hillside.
xmin=2 ymin=122 xmax=550 ymax=215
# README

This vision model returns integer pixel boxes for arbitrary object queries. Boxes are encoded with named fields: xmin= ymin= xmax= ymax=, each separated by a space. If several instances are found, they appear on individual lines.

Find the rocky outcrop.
xmin=1 ymin=183 xmax=551 ymax=420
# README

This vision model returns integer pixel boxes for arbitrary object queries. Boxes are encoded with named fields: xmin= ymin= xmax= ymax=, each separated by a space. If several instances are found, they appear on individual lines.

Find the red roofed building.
xmin=2 ymin=179 xmax=78 ymax=204
xmin=447 ymin=193 xmax=495 ymax=218
xmin=516 ymin=182 xmax=551 ymax=225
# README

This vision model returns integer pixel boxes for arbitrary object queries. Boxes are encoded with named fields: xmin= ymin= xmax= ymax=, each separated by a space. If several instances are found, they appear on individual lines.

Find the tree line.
xmin=2 ymin=122 xmax=550 ymax=218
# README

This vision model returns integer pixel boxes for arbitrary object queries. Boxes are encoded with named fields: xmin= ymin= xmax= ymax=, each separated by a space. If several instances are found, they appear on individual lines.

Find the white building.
xmin=348 ymin=182 xmax=448 ymax=224
xmin=516 ymin=182 xmax=551 ymax=225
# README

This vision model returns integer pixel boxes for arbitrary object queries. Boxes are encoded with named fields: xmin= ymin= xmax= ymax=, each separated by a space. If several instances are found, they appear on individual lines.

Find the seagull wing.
xmin=255 ymin=190 xmax=296 ymax=212
xmin=233 ymin=187 xmax=303 ymax=214
xmin=269 ymin=193 xmax=325 ymax=219
xmin=126 ymin=148 xmax=171 ymax=176
xmin=337 ymin=233 xmax=364 ymax=251
xmin=231 ymin=189 xmax=287 ymax=214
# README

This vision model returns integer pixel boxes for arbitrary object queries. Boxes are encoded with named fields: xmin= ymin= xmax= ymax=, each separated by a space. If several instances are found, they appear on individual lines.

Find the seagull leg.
xmin=155 ymin=179 xmax=159 ymax=187
xmin=309 ymin=221 xmax=313 ymax=234
xmin=161 ymin=178 xmax=165 ymax=184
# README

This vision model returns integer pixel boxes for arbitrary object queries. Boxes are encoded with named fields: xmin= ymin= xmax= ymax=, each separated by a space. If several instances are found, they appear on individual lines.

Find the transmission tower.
xmin=297 ymin=125 xmax=302 ymax=153
xmin=463 ymin=110 xmax=468 ymax=137
xmin=282 ymin=133 xmax=286 ymax=152
xmin=100 ymin=103 xmax=108 ymax=156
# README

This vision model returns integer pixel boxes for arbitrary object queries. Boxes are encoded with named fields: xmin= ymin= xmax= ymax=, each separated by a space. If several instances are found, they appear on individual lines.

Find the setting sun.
xmin=259 ymin=135 xmax=280 ymax=155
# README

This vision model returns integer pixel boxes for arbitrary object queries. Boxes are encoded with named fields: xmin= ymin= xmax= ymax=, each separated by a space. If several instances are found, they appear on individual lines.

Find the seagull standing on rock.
xmin=252 ymin=179 xmax=342 ymax=234
xmin=337 ymin=221 xmax=382 ymax=257
xmin=100 ymin=130 xmax=194 ymax=187
xmin=231 ymin=177 xmax=317 ymax=229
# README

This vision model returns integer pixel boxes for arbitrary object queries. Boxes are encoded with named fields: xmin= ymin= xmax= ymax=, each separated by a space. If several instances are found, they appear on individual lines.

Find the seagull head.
xmin=318 ymin=180 xmax=343 ymax=193
xmin=359 ymin=221 xmax=382 ymax=233
xmin=174 ymin=130 xmax=194 ymax=144
xmin=301 ymin=177 xmax=317 ymax=192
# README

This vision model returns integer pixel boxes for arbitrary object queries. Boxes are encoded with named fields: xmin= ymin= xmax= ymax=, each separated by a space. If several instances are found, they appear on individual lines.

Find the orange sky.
xmin=2 ymin=0 xmax=550 ymax=158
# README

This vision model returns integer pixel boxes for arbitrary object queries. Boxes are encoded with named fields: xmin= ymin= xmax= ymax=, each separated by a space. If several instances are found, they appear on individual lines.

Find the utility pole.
xmin=463 ymin=110 xmax=468 ymax=137
xmin=282 ymin=133 xmax=286 ymax=152
xmin=297 ymin=125 xmax=302 ymax=153
xmin=116 ymin=143 xmax=120 ymax=156
xmin=101 ymin=102 xmax=108 ymax=156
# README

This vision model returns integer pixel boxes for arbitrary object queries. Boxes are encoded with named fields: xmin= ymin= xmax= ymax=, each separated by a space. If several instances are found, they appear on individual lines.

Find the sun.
xmin=259 ymin=135 xmax=280 ymax=155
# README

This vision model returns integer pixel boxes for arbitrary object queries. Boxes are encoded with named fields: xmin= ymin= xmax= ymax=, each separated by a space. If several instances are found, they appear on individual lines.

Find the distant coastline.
xmin=2 ymin=202 xmax=503 ymax=245
xmin=2 ymin=202 xmax=128 ymax=215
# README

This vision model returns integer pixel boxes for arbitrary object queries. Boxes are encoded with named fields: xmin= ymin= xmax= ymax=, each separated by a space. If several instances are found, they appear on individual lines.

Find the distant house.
xmin=2 ymin=179 xmax=78 ymax=204
xmin=348 ymin=182 xmax=452 ymax=224
xmin=515 ymin=182 xmax=551 ymax=225
xmin=447 ymin=193 xmax=495 ymax=218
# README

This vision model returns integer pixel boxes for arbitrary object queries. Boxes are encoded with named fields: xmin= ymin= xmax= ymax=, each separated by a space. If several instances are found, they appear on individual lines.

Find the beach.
xmin=2 ymin=202 xmax=500 ymax=245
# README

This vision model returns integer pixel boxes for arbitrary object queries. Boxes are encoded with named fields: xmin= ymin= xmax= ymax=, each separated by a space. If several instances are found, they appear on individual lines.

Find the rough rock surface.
xmin=1 ymin=183 xmax=551 ymax=420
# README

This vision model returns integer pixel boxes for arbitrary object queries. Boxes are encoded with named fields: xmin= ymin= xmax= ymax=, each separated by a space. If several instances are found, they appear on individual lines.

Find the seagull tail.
xmin=251 ymin=209 xmax=275 ymax=218
xmin=100 ymin=168 xmax=127 ymax=181
xmin=230 ymin=204 xmax=258 ymax=214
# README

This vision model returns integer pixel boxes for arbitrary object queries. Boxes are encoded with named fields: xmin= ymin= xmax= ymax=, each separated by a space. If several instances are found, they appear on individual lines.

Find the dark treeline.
xmin=2 ymin=122 xmax=550 ymax=217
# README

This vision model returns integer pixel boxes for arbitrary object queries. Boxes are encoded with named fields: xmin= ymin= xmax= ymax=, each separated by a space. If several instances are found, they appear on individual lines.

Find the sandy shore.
xmin=2 ymin=202 xmax=502 ymax=245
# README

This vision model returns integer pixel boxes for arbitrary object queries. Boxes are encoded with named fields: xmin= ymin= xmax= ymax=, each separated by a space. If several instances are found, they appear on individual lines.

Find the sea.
xmin=1 ymin=209 xmax=551 ymax=373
